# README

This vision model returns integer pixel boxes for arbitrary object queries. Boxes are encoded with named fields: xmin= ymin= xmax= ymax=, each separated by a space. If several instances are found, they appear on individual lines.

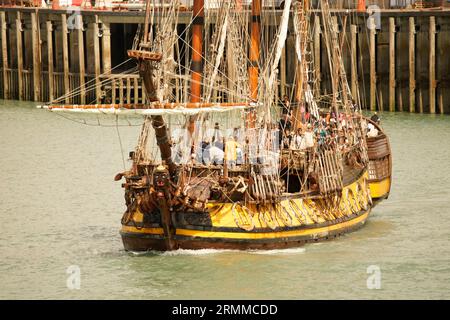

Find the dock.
xmin=0 ymin=4 xmax=449 ymax=113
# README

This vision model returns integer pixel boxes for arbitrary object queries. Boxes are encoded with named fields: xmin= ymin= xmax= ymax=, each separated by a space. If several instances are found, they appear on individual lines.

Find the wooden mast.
xmin=129 ymin=0 xmax=175 ymax=176
xmin=190 ymin=0 xmax=204 ymax=102
xmin=187 ymin=0 xmax=204 ymax=141
xmin=248 ymin=0 xmax=261 ymax=128
xmin=294 ymin=0 xmax=309 ymax=129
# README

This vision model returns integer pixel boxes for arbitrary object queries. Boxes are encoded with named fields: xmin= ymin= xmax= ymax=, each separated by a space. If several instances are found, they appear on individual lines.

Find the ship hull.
xmin=120 ymin=172 xmax=373 ymax=252
xmin=366 ymin=119 xmax=393 ymax=204
xmin=121 ymin=210 xmax=370 ymax=251
xmin=369 ymin=176 xmax=391 ymax=204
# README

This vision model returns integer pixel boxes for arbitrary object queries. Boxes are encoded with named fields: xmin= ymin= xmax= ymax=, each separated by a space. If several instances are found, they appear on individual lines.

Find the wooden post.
xmin=389 ymin=17 xmax=396 ymax=112
xmin=126 ymin=77 xmax=131 ymax=104
xmin=112 ymin=78 xmax=116 ymax=103
xmin=101 ymin=22 xmax=111 ymax=75
xmin=77 ymin=15 xmax=85 ymax=104
xmin=61 ymin=14 xmax=70 ymax=104
xmin=437 ymin=16 xmax=447 ymax=115
xmin=314 ymin=17 xmax=321 ymax=94
xmin=93 ymin=17 xmax=101 ymax=103
xmin=1 ymin=11 xmax=9 ymax=99
xmin=31 ymin=12 xmax=41 ymax=102
xmin=46 ymin=21 xmax=54 ymax=103
xmin=409 ymin=17 xmax=415 ymax=113
xmin=369 ymin=17 xmax=376 ymax=111
xmin=16 ymin=12 xmax=24 ymax=101
xmin=429 ymin=16 xmax=436 ymax=114
xmin=133 ymin=77 xmax=138 ymax=105
xmin=350 ymin=24 xmax=357 ymax=102
xmin=119 ymin=78 xmax=124 ymax=105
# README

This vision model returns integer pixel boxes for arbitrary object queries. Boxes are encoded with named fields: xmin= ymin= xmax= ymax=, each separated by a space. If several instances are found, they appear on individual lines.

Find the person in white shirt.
xmin=304 ymin=124 xmax=315 ymax=149
xmin=367 ymin=123 xmax=379 ymax=138
xmin=209 ymin=144 xmax=224 ymax=165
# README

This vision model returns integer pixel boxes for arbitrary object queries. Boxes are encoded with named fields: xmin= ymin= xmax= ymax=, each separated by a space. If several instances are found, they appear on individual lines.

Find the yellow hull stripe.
xmin=175 ymin=210 xmax=370 ymax=240
xmin=121 ymin=211 xmax=369 ymax=240
xmin=369 ymin=177 xmax=391 ymax=199
xmin=121 ymin=226 xmax=164 ymax=235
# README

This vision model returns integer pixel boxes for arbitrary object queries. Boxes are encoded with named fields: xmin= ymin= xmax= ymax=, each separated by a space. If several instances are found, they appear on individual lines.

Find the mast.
xmin=187 ymin=0 xmax=204 ymax=156
xmin=248 ymin=0 xmax=261 ymax=128
xmin=190 ymin=0 xmax=204 ymax=102
xmin=293 ymin=0 xmax=309 ymax=128
xmin=129 ymin=0 xmax=175 ymax=176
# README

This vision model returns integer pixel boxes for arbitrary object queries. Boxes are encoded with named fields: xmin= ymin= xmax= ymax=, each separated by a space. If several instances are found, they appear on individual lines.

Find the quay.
xmin=0 ymin=2 xmax=450 ymax=114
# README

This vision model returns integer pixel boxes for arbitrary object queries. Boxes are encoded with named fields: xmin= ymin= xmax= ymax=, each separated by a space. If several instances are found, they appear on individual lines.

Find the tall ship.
xmin=41 ymin=0 xmax=392 ymax=251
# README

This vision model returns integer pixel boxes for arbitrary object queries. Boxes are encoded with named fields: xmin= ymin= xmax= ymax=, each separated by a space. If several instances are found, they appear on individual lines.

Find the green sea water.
xmin=0 ymin=100 xmax=449 ymax=299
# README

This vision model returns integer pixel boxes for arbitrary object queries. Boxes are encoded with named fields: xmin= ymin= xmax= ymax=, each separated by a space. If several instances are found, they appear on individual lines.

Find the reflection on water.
xmin=0 ymin=100 xmax=449 ymax=299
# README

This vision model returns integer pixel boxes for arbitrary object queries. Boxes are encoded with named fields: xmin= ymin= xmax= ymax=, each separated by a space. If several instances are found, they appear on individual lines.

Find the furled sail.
xmin=267 ymin=0 xmax=291 ymax=91
xmin=37 ymin=102 xmax=253 ymax=116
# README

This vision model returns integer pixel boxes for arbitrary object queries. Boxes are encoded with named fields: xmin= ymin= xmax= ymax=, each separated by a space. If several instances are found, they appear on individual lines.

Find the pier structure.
xmin=0 ymin=6 xmax=450 ymax=114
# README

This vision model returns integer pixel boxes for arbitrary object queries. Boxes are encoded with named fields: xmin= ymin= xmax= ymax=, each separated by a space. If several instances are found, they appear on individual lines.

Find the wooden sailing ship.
xmin=40 ymin=0 xmax=392 ymax=251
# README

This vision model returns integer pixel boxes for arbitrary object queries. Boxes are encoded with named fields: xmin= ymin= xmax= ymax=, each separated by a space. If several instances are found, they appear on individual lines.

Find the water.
xmin=0 ymin=100 xmax=449 ymax=299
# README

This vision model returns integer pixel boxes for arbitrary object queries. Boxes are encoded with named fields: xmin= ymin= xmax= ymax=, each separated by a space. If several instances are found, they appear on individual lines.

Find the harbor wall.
xmin=0 ymin=7 xmax=450 ymax=114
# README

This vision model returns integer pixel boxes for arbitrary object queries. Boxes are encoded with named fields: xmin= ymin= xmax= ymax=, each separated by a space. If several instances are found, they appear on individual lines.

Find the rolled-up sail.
xmin=37 ymin=102 xmax=253 ymax=116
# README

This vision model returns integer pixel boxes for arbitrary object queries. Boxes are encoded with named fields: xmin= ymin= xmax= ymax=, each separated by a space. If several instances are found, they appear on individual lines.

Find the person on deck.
xmin=278 ymin=112 xmax=292 ymax=148
xmin=370 ymin=112 xmax=381 ymax=124
xmin=212 ymin=122 xmax=223 ymax=150
xmin=280 ymin=95 xmax=290 ymax=114
xmin=209 ymin=143 xmax=224 ymax=165
xmin=291 ymin=128 xmax=304 ymax=150
xmin=367 ymin=123 xmax=379 ymax=138
xmin=304 ymin=124 xmax=315 ymax=149
xmin=224 ymin=136 xmax=239 ymax=168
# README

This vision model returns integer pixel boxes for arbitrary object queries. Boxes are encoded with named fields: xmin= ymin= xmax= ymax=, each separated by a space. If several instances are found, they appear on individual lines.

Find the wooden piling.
xmin=77 ymin=15 xmax=86 ymax=104
xmin=46 ymin=21 xmax=54 ymax=103
xmin=436 ymin=16 xmax=449 ymax=115
xmin=61 ymin=14 xmax=70 ymax=104
xmin=119 ymin=78 xmax=124 ymax=105
xmin=112 ymin=78 xmax=116 ymax=103
xmin=1 ymin=11 xmax=9 ymax=99
xmin=93 ymin=17 xmax=101 ymax=103
xmin=429 ymin=16 xmax=436 ymax=114
xmin=409 ymin=17 xmax=415 ymax=113
xmin=16 ymin=11 xmax=23 ymax=101
xmin=389 ymin=17 xmax=396 ymax=112
xmin=126 ymin=77 xmax=131 ymax=104
xmin=31 ymin=12 xmax=41 ymax=102
xmin=369 ymin=17 xmax=376 ymax=111
xmin=133 ymin=77 xmax=138 ymax=105
xmin=101 ymin=22 xmax=111 ymax=75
